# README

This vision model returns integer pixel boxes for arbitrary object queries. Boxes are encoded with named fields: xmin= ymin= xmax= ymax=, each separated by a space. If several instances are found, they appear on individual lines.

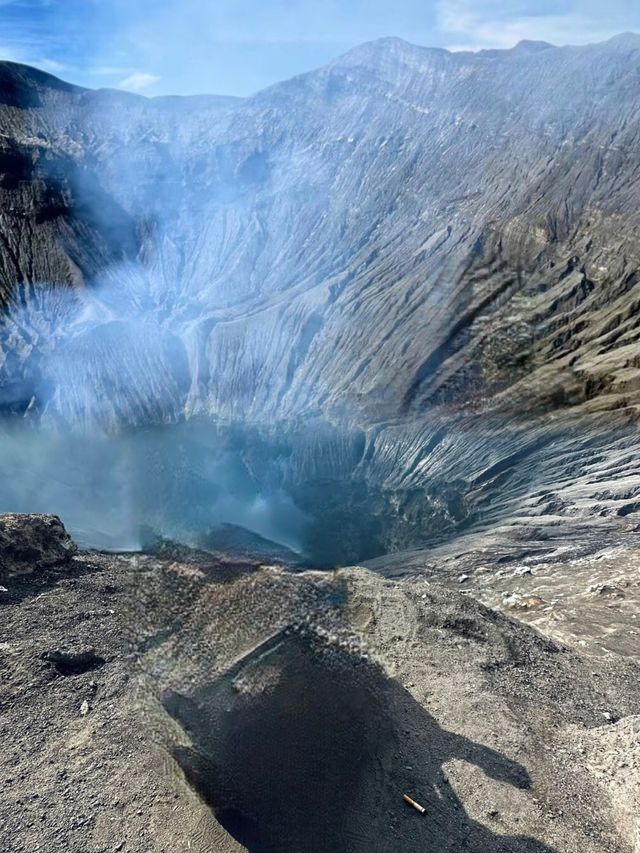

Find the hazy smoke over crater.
xmin=0 ymin=74 xmax=332 ymax=554
xmin=0 ymin=417 xmax=312 ymax=553
xmin=0 ymin=266 xmax=312 ymax=553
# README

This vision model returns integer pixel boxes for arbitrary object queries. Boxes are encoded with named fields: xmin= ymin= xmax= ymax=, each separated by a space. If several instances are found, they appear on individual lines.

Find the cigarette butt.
xmin=403 ymin=794 xmax=426 ymax=814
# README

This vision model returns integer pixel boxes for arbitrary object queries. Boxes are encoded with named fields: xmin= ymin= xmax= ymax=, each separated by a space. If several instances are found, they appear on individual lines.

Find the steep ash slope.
xmin=2 ymin=37 xmax=640 ymax=555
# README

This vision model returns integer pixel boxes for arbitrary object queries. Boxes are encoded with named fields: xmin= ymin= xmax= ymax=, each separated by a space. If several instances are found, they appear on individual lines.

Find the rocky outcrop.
xmin=0 ymin=513 xmax=77 ymax=578
xmin=2 ymin=37 xmax=640 ymax=556
xmin=2 ymin=36 xmax=640 ymax=422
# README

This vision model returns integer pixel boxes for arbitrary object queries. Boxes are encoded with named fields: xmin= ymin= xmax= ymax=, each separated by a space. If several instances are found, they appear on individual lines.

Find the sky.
xmin=0 ymin=0 xmax=639 ymax=97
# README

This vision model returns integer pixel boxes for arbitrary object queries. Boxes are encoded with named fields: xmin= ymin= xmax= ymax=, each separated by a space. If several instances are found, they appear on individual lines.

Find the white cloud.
xmin=435 ymin=0 xmax=634 ymax=51
xmin=38 ymin=57 xmax=68 ymax=73
xmin=90 ymin=65 xmax=137 ymax=77
xmin=117 ymin=71 xmax=161 ymax=92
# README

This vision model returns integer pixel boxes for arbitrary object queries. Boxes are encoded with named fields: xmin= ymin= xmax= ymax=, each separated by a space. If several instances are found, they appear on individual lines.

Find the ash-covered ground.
xmin=1 ymin=514 xmax=638 ymax=852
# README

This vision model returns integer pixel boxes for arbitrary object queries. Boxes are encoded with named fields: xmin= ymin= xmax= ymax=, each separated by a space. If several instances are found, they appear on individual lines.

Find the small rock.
xmin=588 ymin=583 xmax=624 ymax=598
xmin=457 ymin=574 xmax=470 ymax=584
xmin=80 ymin=700 xmax=90 ymax=716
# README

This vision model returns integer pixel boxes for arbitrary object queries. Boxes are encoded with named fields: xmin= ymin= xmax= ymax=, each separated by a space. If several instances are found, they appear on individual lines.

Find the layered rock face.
xmin=1 ymin=36 xmax=640 ymax=557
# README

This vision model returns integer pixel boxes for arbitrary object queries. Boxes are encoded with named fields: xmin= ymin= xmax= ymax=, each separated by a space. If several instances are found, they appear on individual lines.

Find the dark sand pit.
xmin=163 ymin=632 xmax=555 ymax=852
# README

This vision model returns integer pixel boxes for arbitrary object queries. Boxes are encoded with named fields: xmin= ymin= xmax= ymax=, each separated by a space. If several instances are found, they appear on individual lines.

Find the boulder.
xmin=0 ymin=513 xmax=77 ymax=578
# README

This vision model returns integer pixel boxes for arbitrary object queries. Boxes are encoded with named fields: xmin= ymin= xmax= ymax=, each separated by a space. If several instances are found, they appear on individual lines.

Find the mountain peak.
xmin=330 ymin=37 xmax=450 ymax=74
xmin=602 ymin=31 xmax=640 ymax=48
xmin=0 ymin=60 xmax=81 ymax=108
xmin=511 ymin=39 xmax=554 ymax=54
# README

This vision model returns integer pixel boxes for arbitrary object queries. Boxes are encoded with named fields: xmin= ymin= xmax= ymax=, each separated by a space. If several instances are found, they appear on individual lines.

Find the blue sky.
xmin=1 ymin=0 xmax=639 ymax=97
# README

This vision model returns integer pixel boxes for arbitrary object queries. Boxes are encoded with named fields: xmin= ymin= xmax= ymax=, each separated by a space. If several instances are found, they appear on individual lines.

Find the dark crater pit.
xmin=0 ymin=418 xmax=473 ymax=567
xmin=163 ymin=632 xmax=551 ymax=853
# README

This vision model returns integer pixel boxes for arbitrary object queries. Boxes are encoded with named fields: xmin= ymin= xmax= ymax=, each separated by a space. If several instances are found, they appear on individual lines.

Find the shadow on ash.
xmin=135 ymin=543 xmax=640 ymax=853
xmin=164 ymin=631 xmax=550 ymax=853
